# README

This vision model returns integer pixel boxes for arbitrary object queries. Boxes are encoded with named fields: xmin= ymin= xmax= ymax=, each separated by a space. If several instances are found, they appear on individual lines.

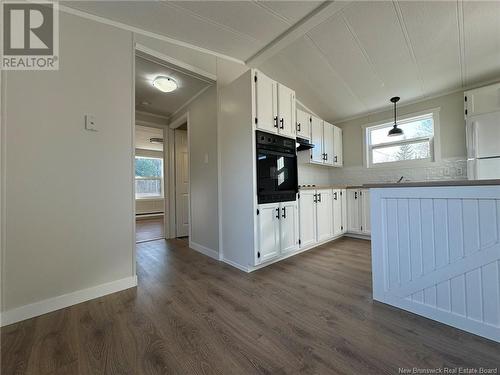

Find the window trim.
xmin=362 ymin=107 xmax=441 ymax=168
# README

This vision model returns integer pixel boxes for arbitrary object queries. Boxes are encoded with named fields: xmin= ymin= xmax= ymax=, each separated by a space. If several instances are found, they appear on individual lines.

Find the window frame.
xmin=363 ymin=107 xmax=441 ymax=168
xmin=134 ymin=156 xmax=164 ymax=200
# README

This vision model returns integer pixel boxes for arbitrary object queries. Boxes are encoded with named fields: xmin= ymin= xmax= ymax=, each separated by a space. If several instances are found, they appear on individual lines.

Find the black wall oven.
xmin=256 ymin=131 xmax=298 ymax=204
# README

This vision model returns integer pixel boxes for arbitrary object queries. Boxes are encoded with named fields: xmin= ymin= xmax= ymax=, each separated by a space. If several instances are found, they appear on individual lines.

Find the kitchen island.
xmin=369 ymin=180 xmax=500 ymax=343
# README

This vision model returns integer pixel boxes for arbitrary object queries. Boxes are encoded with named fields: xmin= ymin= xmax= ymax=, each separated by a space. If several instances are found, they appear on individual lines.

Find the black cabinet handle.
xmin=274 ymin=116 xmax=278 ymax=128
xmin=313 ymin=193 xmax=317 ymax=203
xmin=276 ymin=207 xmax=280 ymax=219
xmin=334 ymin=192 xmax=337 ymax=200
xmin=354 ymin=191 xmax=358 ymax=199
xmin=282 ymin=206 xmax=286 ymax=218
xmin=318 ymin=193 xmax=322 ymax=202
xmin=335 ymin=155 xmax=338 ymax=162
xmin=297 ymin=122 xmax=301 ymax=132
xmin=280 ymin=118 xmax=284 ymax=129
xmin=325 ymin=153 xmax=328 ymax=161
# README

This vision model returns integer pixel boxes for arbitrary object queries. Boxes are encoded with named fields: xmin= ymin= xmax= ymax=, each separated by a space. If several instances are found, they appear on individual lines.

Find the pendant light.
xmin=388 ymin=96 xmax=403 ymax=137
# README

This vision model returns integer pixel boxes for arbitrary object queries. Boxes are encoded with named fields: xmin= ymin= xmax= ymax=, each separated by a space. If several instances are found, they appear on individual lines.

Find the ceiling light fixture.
xmin=388 ymin=96 xmax=403 ymax=137
xmin=152 ymin=76 xmax=178 ymax=93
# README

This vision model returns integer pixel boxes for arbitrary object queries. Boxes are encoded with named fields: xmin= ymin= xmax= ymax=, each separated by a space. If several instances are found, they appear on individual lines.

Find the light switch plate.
xmin=85 ymin=114 xmax=97 ymax=131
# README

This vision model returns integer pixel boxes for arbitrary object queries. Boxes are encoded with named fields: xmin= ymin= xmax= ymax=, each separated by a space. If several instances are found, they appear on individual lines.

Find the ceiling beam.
xmin=245 ymin=1 xmax=352 ymax=67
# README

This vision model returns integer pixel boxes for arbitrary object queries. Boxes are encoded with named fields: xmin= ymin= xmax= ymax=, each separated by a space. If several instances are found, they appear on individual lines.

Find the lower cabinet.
xmin=299 ymin=190 xmax=317 ymax=248
xmin=332 ymin=189 xmax=345 ymax=237
xmin=346 ymin=189 xmax=371 ymax=236
xmin=256 ymin=201 xmax=299 ymax=265
xmin=316 ymin=189 xmax=333 ymax=242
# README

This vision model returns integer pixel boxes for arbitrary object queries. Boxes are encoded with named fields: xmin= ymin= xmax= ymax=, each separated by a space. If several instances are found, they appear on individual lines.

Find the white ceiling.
xmin=135 ymin=54 xmax=212 ymax=117
xmin=63 ymin=1 xmax=500 ymax=122
xmin=135 ymin=125 xmax=164 ymax=151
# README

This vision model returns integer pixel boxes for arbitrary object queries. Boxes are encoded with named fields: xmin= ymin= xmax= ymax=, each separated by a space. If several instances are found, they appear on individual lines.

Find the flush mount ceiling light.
xmin=388 ymin=96 xmax=404 ymax=137
xmin=152 ymin=76 xmax=178 ymax=93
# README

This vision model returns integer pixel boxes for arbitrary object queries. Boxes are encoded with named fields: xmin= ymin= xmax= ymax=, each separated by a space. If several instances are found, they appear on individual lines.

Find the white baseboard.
xmin=1 ymin=275 xmax=137 ymax=327
xmin=221 ymin=257 xmax=250 ymax=273
xmin=189 ymin=241 xmax=219 ymax=260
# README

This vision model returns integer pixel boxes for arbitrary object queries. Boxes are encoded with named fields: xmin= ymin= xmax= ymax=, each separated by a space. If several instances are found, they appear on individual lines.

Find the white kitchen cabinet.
xmin=360 ymin=189 xmax=371 ymax=235
xmin=465 ymin=82 xmax=500 ymax=117
xmin=277 ymin=84 xmax=296 ymax=138
xmin=332 ymin=189 xmax=343 ymax=237
xmin=296 ymin=108 xmax=311 ymax=139
xmin=280 ymin=201 xmax=299 ymax=254
xmin=323 ymin=122 xmax=335 ymax=166
xmin=299 ymin=190 xmax=317 ymax=248
xmin=333 ymin=126 xmax=343 ymax=167
xmin=311 ymin=115 xmax=324 ymax=163
xmin=254 ymin=70 xmax=277 ymax=134
xmin=347 ymin=189 xmax=362 ymax=233
xmin=340 ymin=189 xmax=347 ymax=234
xmin=256 ymin=203 xmax=281 ymax=264
xmin=316 ymin=189 xmax=333 ymax=242
xmin=253 ymin=70 xmax=295 ymax=139
xmin=347 ymin=189 xmax=370 ymax=236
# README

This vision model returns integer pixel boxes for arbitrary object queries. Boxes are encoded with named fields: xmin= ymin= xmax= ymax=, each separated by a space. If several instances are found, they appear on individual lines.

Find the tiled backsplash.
xmin=329 ymin=158 xmax=467 ymax=185
xmin=298 ymin=163 xmax=332 ymax=186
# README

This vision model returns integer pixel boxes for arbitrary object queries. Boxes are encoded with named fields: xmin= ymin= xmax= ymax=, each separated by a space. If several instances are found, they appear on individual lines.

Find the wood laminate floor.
xmin=2 ymin=238 xmax=499 ymax=374
xmin=136 ymin=217 xmax=164 ymax=243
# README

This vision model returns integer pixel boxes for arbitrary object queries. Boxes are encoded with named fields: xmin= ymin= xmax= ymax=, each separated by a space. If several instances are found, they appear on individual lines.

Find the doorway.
xmin=174 ymin=124 xmax=189 ymax=238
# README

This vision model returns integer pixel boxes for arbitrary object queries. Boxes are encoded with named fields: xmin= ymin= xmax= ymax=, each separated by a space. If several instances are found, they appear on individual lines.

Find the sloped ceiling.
xmin=63 ymin=1 xmax=500 ymax=122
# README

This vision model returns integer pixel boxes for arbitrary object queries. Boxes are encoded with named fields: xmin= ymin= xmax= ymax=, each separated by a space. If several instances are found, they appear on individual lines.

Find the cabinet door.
xmin=311 ymin=116 xmax=324 ymax=163
xmin=316 ymin=189 xmax=333 ymax=242
xmin=466 ymin=82 xmax=500 ymax=116
xmin=257 ymin=203 xmax=281 ymax=264
xmin=254 ymin=71 xmax=278 ymax=134
xmin=323 ymin=121 xmax=334 ymax=166
xmin=280 ymin=201 xmax=299 ymax=254
xmin=347 ymin=189 xmax=361 ymax=233
xmin=361 ymin=189 xmax=371 ymax=235
xmin=332 ymin=189 xmax=343 ymax=237
xmin=333 ymin=126 xmax=343 ymax=167
xmin=299 ymin=190 xmax=317 ymax=248
xmin=296 ymin=109 xmax=311 ymax=139
xmin=277 ymin=84 xmax=296 ymax=138
xmin=340 ymin=189 xmax=347 ymax=234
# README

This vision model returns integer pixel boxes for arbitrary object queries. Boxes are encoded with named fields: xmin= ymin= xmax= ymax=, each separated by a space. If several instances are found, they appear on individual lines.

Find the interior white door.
xmin=175 ymin=129 xmax=189 ymax=237
xmin=277 ymin=84 xmax=295 ymax=138
xmin=347 ymin=189 xmax=361 ymax=233
xmin=254 ymin=70 xmax=278 ymax=134
xmin=280 ymin=201 xmax=299 ymax=254
xmin=333 ymin=126 xmax=343 ymax=166
xmin=311 ymin=116 xmax=323 ymax=163
xmin=323 ymin=122 xmax=334 ymax=166
xmin=299 ymin=190 xmax=317 ymax=248
xmin=332 ymin=189 xmax=343 ymax=237
xmin=316 ymin=189 xmax=333 ymax=242
xmin=361 ymin=189 xmax=371 ymax=234
xmin=296 ymin=109 xmax=311 ymax=139
xmin=257 ymin=203 xmax=281 ymax=264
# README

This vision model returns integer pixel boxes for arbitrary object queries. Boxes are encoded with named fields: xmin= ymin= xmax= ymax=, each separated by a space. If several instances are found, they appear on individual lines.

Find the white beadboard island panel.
xmin=371 ymin=185 xmax=500 ymax=343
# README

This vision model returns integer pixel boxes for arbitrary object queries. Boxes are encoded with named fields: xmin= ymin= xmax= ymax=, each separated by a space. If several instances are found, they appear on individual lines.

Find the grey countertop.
xmin=298 ymin=180 xmax=500 ymax=190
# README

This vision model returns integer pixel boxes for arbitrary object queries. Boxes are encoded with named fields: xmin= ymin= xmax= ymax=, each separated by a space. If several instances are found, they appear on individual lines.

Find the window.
xmin=365 ymin=110 xmax=439 ymax=167
xmin=135 ymin=156 xmax=163 ymax=199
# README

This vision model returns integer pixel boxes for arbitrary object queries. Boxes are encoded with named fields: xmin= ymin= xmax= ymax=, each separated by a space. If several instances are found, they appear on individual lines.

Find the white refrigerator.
xmin=466 ymin=110 xmax=500 ymax=179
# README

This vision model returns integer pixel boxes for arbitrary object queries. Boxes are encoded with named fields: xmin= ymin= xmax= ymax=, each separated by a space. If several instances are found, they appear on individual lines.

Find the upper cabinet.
xmin=311 ymin=115 xmax=324 ymax=163
xmin=307 ymin=117 xmax=343 ymax=168
xmin=254 ymin=70 xmax=295 ymax=139
xmin=333 ymin=126 xmax=343 ymax=167
xmin=296 ymin=108 xmax=311 ymax=140
xmin=465 ymin=82 xmax=500 ymax=117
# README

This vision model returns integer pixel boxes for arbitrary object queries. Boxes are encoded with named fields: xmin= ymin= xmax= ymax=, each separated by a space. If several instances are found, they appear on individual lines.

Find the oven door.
xmin=256 ymin=148 xmax=297 ymax=203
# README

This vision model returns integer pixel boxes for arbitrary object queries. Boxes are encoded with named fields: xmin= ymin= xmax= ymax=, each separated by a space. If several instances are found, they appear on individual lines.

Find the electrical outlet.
xmin=85 ymin=114 xmax=97 ymax=131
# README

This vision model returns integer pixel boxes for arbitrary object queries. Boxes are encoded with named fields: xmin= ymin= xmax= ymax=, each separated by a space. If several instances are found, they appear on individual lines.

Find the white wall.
xmin=330 ymin=91 xmax=468 ymax=185
xmin=171 ymin=86 xmax=219 ymax=253
xmin=2 ymin=13 xmax=135 ymax=314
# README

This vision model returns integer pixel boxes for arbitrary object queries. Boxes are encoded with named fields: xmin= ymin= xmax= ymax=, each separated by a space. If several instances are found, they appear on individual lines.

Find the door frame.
xmin=169 ymin=112 xmax=191 ymax=240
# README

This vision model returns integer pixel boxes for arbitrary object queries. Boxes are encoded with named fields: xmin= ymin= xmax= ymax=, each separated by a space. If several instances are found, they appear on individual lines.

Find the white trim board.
xmin=1 ymin=276 xmax=138 ymax=327
xmin=189 ymin=241 xmax=219 ymax=260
